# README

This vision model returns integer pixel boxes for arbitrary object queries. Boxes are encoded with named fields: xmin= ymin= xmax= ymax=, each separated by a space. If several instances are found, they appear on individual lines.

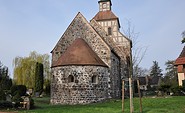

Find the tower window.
xmin=68 ymin=75 xmax=74 ymax=83
xmin=108 ymin=27 xmax=112 ymax=35
xmin=92 ymin=75 xmax=98 ymax=84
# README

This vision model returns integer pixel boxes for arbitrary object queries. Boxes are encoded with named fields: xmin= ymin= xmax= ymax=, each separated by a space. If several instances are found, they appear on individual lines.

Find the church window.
xmin=52 ymin=75 xmax=54 ymax=81
xmin=92 ymin=75 xmax=98 ymax=84
xmin=68 ymin=75 xmax=74 ymax=83
xmin=108 ymin=27 xmax=112 ymax=35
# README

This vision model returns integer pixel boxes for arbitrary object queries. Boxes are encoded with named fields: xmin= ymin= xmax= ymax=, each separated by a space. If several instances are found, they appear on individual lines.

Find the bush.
xmin=10 ymin=85 xmax=27 ymax=108
xmin=171 ymin=86 xmax=185 ymax=96
xmin=18 ymin=85 xmax=27 ymax=96
xmin=45 ymin=83 xmax=50 ymax=95
xmin=30 ymin=98 xmax=34 ymax=109
xmin=0 ymin=89 xmax=6 ymax=101
xmin=183 ymin=80 xmax=185 ymax=87
xmin=10 ymin=85 xmax=18 ymax=96
xmin=0 ymin=101 xmax=13 ymax=109
xmin=12 ymin=91 xmax=22 ymax=102
xmin=11 ymin=85 xmax=27 ymax=96
xmin=158 ymin=84 xmax=171 ymax=96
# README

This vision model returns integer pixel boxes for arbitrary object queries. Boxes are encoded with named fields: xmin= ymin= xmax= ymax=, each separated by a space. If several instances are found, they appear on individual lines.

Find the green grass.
xmin=2 ymin=96 xmax=185 ymax=113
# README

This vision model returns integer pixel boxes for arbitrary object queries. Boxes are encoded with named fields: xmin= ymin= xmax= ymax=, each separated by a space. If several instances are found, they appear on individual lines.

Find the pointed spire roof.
xmin=175 ymin=46 xmax=185 ymax=65
xmin=52 ymin=38 xmax=108 ymax=67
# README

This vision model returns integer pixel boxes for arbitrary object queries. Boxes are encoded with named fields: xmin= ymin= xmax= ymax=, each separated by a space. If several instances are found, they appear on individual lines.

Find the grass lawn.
xmin=2 ymin=96 xmax=185 ymax=113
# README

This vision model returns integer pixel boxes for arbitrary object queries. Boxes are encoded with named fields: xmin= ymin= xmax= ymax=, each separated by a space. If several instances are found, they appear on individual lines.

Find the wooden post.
xmin=129 ymin=47 xmax=134 ymax=113
xmin=137 ymin=79 xmax=143 ymax=113
xmin=122 ymin=80 xmax=125 ymax=112
xmin=129 ymin=77 xmax=134 ymax=113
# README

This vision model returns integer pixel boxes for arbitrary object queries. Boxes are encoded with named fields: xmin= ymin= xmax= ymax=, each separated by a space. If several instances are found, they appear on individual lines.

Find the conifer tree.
xmin=150 ymin=61 xmax=162 ymax=76
xmin=35 ymin=62 xmax=44 ymax=93
xmin=181 ymin=31 xmax=185 ymax=43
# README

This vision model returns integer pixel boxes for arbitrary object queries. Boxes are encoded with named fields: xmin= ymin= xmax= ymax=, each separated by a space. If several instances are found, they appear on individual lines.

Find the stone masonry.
xmin=51 ymin=66 xmax=109 ymax=104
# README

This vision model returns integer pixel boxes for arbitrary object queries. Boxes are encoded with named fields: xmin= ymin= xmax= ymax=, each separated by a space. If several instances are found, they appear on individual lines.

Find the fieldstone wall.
xmin=110 ymin=52 xmax=121 ymax=98
xmin=52 ymin=13 xmax=111 ymax=67
xmin=51 ymin=66 xmax=109 ymax=105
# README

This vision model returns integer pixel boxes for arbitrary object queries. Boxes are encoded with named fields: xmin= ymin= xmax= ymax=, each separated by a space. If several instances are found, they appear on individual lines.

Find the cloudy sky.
xmin=0 ymin=0 xmax=185 ymax=77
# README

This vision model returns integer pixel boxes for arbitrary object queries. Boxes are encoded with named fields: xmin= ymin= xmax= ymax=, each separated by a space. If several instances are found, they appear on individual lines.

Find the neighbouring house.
xmin=138 ymin=76 xmax=148 ymax=90
xmin=150 ymin=76 xmax=162 ymax=88
xmin=175 ymin=46 xmax=185 ymax=86
xmin=50 ymin=0 xmax=132 ymax=105
xmin=137 ymin=76 xmax=161 ymax=91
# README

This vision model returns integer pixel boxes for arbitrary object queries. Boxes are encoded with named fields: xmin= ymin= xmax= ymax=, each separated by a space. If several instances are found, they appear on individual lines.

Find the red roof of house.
xmin=52 ymin=38 xmax=108 ymax=67
xmin=175 ymin=46 xmax=185 ymax=65
xmin=93 ymin=11 xmax=120 ymax=28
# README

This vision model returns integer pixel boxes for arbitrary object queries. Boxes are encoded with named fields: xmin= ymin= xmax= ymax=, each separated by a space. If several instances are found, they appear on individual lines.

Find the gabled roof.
xmin=52 ymin=38 xmax=108 ymax=67
xmin=175 ymin=46 xmax=185 ymax=65
xmin=93 ymin=11 xmax=120 ymax=28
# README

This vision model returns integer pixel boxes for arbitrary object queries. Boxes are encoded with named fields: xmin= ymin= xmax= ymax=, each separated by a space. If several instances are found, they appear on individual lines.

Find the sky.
xmin=0 ymin=0 xmax=185 ymax=77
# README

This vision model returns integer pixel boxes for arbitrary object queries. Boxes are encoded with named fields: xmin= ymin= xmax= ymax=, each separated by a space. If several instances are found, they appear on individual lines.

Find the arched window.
xmin=108 ymin=27 xmax=112 ymax=35
xmin=68 ymin=75 xmax=74 ymax=83
xmin=92 ymin=75 xmax=98 ymax=84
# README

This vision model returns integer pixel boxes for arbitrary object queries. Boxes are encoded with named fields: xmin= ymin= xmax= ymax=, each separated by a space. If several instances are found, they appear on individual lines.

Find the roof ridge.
xmin=93 ymin=10 xmax=118 ymax=20
xmin=51 ymin=12 xmax=84 ymax=53
xmin=179 ymin=46 xmax=185 ymax=58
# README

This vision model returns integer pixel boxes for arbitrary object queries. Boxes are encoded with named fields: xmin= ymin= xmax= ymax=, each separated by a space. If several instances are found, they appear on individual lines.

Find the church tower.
xmin=93 ymin=0 xmax=131 ymax=53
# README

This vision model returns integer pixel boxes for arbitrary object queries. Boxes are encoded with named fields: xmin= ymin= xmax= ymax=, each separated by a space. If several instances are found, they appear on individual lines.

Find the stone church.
xmin=51 ymin=0 xmax=132 ymax=105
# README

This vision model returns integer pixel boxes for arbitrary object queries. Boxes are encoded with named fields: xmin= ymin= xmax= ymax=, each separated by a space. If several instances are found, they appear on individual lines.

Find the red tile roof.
xmin=175 ymin=58 xmax=185 ymax=65
xmin=175 ymin=46 xmax=185 ymax=65
xmin=93 ymin=11 xmax=120 ymax=28
xmin=93 ymin=11 xmax=118 ymax=21
xmin=52 ymin=38 xmax=108 ymax=67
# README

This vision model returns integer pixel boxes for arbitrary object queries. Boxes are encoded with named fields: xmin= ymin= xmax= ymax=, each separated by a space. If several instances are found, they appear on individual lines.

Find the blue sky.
xmin=0 ymin=0 xmax=185 ymax=77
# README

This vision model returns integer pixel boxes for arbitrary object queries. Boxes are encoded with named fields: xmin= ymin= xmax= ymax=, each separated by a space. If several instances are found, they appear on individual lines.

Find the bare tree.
xmin=122 ymin=20 xmax=148 ymax=113
xmin=123 ymin=20 xmax=148 ymax=77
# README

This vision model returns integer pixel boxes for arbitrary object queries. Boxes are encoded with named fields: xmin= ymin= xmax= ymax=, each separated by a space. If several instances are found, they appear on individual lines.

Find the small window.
xmin=92 ymin=75 xmax=98 ymax=84
xmin=68 ymin=75 xmax=74 ymax=83
xmin=108 ymin=27 xmax=112 ymax=35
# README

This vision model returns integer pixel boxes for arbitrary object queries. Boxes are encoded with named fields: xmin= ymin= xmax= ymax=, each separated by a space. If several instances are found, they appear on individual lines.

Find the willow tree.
xmin=13 ymin=51 xmax=50 ymax=88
